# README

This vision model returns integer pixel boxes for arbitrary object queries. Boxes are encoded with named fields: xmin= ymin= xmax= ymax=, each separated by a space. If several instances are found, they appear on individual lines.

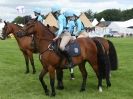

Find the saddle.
xmin=50 ymin=38 xmax=81 ymax=57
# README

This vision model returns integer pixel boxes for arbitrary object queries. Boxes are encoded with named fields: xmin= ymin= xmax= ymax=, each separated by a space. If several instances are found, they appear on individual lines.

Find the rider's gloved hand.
xmin=53 ymin=36 xmax=59 ymax=41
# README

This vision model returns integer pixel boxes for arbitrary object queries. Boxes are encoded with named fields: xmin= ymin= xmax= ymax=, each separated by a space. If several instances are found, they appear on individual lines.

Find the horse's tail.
xmin=93 ymin=39 xmax=110 ymax=79
xmin=108 ymin=40 xmax=118 ymax=70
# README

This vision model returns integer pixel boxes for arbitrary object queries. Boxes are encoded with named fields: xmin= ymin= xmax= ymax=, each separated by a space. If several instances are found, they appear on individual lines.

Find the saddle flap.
xmin=65 ymin=40 xmax=81 ymax=57
xmin=50 ymin=39 xmax=81 ymax=57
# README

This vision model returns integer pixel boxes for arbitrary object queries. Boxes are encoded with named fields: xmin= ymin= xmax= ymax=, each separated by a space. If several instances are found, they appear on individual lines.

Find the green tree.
xmin=12 ymin=15 xmax=31 ymax=24
xmin=94 ymin=9 xmax=122 ymax=21
xmin=12 ymin=16 xmax=24 ymax=24
xmin=121 ymin=8 xmax=133 ymax=21
xmin=85 ymin=9 xmax=94 ymax=19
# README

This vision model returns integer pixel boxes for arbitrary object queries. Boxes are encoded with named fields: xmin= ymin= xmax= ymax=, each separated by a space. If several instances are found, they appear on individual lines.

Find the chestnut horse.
xmin=1 ymin=21 xmax=37 ymax=74
xmin=92 ymin=37 xmax=118 ymax=70
xmin=48 ymin=26 xmax=118 ymax=71
xmin=19 ymin=19 xmax=111 ymax=96
xmin=46 ymin=13 xmax=118 ymax=70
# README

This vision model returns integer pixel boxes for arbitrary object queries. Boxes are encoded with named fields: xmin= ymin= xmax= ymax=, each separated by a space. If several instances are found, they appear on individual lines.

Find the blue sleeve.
xmin=70 ymin=21 xmax=75 ymax=33
xmin=74 ymin=20 xmax=82 ymax=36
xmin=76 ymin=20 xmax=82 ymax=35
xmin=66 ymin=21 xmax=70 ymax=32
xmin=56 ymin=16 xmax=64 ymax=37
xmin=37 ymin=16 xmax=43 ymax=22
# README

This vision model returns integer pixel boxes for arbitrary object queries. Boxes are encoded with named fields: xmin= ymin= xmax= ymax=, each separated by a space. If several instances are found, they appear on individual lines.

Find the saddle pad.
xmin=65 ymin=41 xmax=81 ymax=57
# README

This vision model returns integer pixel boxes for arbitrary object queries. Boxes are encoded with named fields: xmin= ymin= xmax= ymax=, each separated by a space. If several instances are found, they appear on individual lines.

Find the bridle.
xmin=2 ymin=25 xmax=10 ymax=38
xmin=24 ymin=21 xmax=56 ymax=55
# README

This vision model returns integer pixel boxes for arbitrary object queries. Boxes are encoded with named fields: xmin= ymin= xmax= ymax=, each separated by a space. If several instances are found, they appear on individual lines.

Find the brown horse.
xmin=48 ymin=25 xmax=118 ymax=71
xmin=46 ymin=13 xmax=118 ymax=70
xmin=1 ymin=21 xmax=37 ymax=74
xmin=92 ymin=37 xmax=118 ymax=70
xmin=19 ymin=19 xmax=111 ymax=96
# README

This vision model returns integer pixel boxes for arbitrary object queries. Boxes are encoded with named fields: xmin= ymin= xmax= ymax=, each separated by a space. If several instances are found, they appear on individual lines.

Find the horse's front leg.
xmin=48 ymin=65 xmax=56 ymax=96
xmin=69 ymin=68 xmax=75 ymax=80
xmin=56 ymin=68 xmax=64 ymax=90
xmin=28 ymin=51 xmax=36 ymax=74
xmin=22 ymin=52 xmax=29 ymax=74
xmin=39 ymin=69 xmax=49 ymax=95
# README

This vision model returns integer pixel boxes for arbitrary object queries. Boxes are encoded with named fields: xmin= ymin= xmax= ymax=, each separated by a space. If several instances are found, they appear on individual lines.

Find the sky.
xmin=0 ymin=0 xmax=133 ymax=22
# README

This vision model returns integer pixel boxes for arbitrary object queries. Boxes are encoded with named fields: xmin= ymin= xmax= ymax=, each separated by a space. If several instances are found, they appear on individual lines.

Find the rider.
xmin=51 ymin=5 xmax=73 ymax=67
xmin=64 ymin=10 xmax=76 ymax=39
xmin=33 ymin=8 xmax=43 ymax=23
xmin=64 ymin=10 xmax=76 ymax=79
xmin=73 ymin=12 xmax=88 ymax=38
xmin=31 ymin=8 xmax=43 ymax=50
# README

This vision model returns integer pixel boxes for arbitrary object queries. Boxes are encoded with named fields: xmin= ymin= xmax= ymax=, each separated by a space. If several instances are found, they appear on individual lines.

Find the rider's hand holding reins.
xmin=53 ymin=36 xmax=59 ymax=41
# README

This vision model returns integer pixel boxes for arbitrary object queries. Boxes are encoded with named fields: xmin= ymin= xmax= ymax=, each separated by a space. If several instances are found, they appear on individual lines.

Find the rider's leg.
xmin=60 ymin=32 xmax=73 ymax=67
xmin=78 ymin=31 xmax=88 ymax=38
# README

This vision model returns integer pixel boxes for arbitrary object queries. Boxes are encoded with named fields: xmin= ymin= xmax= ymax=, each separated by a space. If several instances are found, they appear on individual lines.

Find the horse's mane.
xmin=9 ymin=23 xmax=23 ymax=29
xmin=23 ymin=15 xmax=32 ymax=24
xmin=16 ymin=24 xmax=23 ymax=28
xmin=37 ymin=21 xmax=55 ymax=37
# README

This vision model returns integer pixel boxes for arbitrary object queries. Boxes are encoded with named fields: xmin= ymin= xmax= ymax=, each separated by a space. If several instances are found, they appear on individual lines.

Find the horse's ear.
xmin=47 ymin=24 xmax=50 ymax=28
xmin=4 ymin=21 xmax=7 ymax=25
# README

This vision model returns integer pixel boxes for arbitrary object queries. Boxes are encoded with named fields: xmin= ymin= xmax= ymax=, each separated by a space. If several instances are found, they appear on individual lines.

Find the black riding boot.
xmin=63 ymin=51 xmax=73 ymax=68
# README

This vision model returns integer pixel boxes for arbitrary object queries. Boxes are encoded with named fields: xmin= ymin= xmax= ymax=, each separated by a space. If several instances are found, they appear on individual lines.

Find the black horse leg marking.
xmin=98 ymin=75 xmax=103 ymax=92
xmin=27 ymin=51 xmax=36 ymax=74
xmin=78 ymin=62 xmax=87 ymax=92
xmin=50 ymin=78 xmax=56 ymax=96
xmin=23 ymin=52 xmax=29 ymax=74
xmin=105 ymin=52 xmax=111 ymax=88
xmin=29 ymin=55 xmax=36 ymax=74
xmin=48 ymin=66 xmax=56 ymax=96
xmin=56 ymin=69 xmax=64 ymax=90
xmin=39 ymin=69 xmax=49 ymax=95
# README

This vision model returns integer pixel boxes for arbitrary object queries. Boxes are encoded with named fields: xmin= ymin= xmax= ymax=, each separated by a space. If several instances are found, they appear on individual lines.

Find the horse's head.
xmin=1 ymin=21 xmax=13 ymax=40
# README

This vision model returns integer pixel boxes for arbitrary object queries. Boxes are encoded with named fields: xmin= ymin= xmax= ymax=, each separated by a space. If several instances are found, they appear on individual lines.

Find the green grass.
xmin=0 ymin=38 xmax=133 ymax=99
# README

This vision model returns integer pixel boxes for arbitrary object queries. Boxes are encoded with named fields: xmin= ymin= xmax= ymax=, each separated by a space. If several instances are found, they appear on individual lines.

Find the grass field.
xmin=0 ymin=38 xmax=133 ymax=99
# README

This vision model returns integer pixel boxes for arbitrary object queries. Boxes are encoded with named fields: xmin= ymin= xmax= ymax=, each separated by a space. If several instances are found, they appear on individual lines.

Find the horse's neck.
xmin=34 ymin=33 xmax=50 ymax=53
xmin=11 ymin=25 xmax=23 ymax=43
xmin=35 ymin=24 xmax=54 ymax=53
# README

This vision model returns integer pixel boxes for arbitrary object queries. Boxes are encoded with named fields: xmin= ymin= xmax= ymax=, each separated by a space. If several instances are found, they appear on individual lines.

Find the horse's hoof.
xmin=25 ymin=71 xmax=29 ymax=74
xmin=107 ymin=83 xmax=111 ymax=88
xmin=57 ymin=86 xmax=64 ymax=90
xmin=70 ymin=74 xmax=75 ymax=80
xmin=80 ymin=88 xmax=85 ymax=92
xmin=32 ymin=71 xmax=36 ymax=74
xmin=45 ymin=90 xmax=49 ymax=96
xmin=50 ymin=92 xmax=56 ymax=97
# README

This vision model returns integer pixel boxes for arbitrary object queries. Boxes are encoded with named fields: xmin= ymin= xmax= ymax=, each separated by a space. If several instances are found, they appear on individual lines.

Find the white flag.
xmin=16 ymin=6 xmax=25 ymax=14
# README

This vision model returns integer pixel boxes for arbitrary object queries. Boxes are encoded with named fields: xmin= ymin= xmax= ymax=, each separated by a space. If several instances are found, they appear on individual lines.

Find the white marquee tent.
xmin=100 ymin=18 xmax=105 ymax=22
xmin=107 ymin=19 xmax=133 ymax=35
xmin=92 ymin=18 xmax=99 ymax=26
